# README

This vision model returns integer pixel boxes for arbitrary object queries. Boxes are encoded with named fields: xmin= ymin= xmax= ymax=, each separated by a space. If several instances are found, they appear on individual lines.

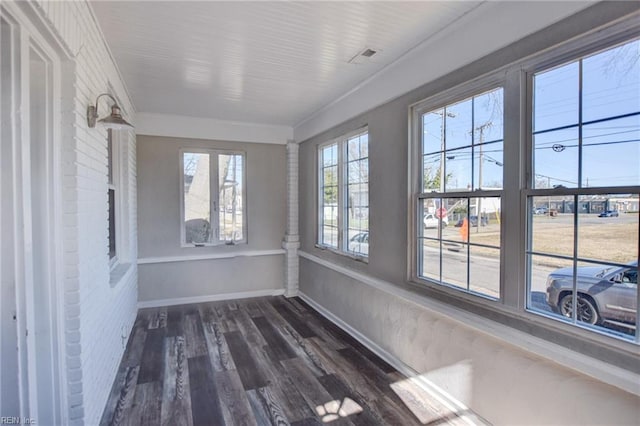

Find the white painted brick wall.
xmin=31 ymin=2 xmax=138 ymax=424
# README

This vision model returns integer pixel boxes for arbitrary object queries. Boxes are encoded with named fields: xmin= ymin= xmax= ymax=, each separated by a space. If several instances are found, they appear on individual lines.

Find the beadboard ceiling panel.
xmin=91 ymin=1 xmax=482 ymax=126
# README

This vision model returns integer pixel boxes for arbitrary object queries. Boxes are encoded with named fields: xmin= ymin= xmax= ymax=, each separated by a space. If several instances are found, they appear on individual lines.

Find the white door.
xmin=0 ymin=5 xmax=65 ymax=424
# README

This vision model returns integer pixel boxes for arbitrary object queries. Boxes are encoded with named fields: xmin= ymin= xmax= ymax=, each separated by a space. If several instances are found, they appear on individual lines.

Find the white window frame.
xmin=107 ymin=129 xmax=119 ymax=268
xmin=179 ymin=148 xmax=247 ymax=247
xmin=410 ymin=76 xmax=506 ymax=300
xmin=317 ymin=127 xmax=369 ymax=260
xmin=408 ymin=18 xmax=640 ymax=348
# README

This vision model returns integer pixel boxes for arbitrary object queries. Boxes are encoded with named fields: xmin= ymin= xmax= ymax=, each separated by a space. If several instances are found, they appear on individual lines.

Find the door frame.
xmin=1 ymin=3 xmax=69 ymax=424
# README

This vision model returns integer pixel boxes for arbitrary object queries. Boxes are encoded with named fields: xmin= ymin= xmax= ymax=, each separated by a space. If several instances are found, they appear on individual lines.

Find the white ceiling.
xmin=91 ymin=1 xmax=484 ymax=127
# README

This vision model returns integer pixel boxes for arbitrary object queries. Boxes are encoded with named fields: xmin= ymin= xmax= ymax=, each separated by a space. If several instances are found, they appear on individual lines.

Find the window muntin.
xmin=182 ymin=150 xmax=246 ymax=246
xmin=527 ymin=38 xmax=640 ymax=341
xmin=318 ymin=129 xmax=369 ymax=257
xmin=417 ymin=88 xmax=504 ymax=299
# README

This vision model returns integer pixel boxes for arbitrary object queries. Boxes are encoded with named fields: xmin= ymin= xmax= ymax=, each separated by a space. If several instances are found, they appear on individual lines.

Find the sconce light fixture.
xmin=87 ymin=93 xmax=134 ymax=130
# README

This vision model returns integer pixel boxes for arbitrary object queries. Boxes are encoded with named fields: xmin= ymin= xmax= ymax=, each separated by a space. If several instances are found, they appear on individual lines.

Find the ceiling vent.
xmin=348 ymin=47 xmax=379 ymax=64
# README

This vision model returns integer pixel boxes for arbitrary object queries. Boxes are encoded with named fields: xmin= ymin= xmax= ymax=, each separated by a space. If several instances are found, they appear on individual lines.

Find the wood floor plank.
xmin=166 ymin=305 xmax=186 ymax=337
xmin=215 ymin=370 xmax=258 ymax=426
xmin=124 ymin=381 xmax=162 ymax=426
xmin=247 ymin=386 xmax=290 ymax=426
xmin=317 ymin=374 xmax=383 ymax=426
xmin=252 ymin=316 xmax=297 ymax=361
xmin=161 ymin=336 xmax=193 ymax=426
xmin=184 ymin=311 xmax=208 ymax=358
xmin=224 ymin=331 xmax=269 ymax=390
xmin=280 ymin=357 xmax=351 ymax=425
xmin=202 ymin=318 xmax=237 ymax=372
xmin=231 ymin=308 xmax=268 ymax=348
xmin=100 ymin=366 xmax=139 ymax=426
xmin=137 ymin=328 xmax=165 ymax=384
xmin=271 ymin=299 xmax=317 ymax=338
xmin=188 ymin=355 xmax=224 ymax=426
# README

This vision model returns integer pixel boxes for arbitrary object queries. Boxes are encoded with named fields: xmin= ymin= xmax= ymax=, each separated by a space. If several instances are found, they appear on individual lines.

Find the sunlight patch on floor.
xmin=315 ymin=397 xmax=363 ymax=423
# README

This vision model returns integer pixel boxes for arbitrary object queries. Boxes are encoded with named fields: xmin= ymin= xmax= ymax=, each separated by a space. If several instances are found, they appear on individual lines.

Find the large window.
xmin=182 ymin=150 xmax=246 ymax=246
xmin=526 ymin=38 xmax=639 ymax=340
xmin=318 ymin=129 xmax=369 ymax=257
xmin=416 ymin=88 xmax=504 ymax=298
xmin=410 ymin=28 xmax=639 ymax=344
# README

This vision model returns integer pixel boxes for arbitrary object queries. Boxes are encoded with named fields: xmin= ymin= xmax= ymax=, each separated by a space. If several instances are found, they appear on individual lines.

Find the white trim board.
xmin=137 ymin=288 xmax=286 ymax=309
xmin=138 ymin=249 xmax=285 ymax=265
xmin=299 ymin=251 xmax=640 ymax=396
xmin=136 ymin=112 xmax=293 ymax=145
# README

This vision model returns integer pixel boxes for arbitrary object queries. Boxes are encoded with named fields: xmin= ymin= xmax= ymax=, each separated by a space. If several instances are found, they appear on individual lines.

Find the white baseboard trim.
xmin=138 ymin=249 xmax=285 ymax=265
xmin=298 ymin=292 xmax=473 ymax=417
xmin=299 ymin=250 xmax=640 ymax=397
xmin=137 ymin=288 xmax=285 ymax=309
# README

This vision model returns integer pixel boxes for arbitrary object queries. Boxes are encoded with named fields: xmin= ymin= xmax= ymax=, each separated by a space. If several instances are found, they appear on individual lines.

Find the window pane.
xmin=423 ymin=109 xmax=444 ymax=154
xmin=534 ymin=61 xmax=579 ymax=132
xmin=219 ymin=154 xmax=244 ymax=242
xmin=530 ymin=195 xmax=574 ymax=257
xmin=474 ymin=141 xmax=503 ymax=190
xmin=420 ymin=238 xmax=441 ymax=282
xmin=423 ymin=153 xmax=442 ymax=192
xmin=320 ymin=142 xmax=339 ymax=249
xmin=108 ymin=188 xmax=116 ymax=259
xmin=445 ymin=99 xmax=472 ymax=150
xmin=582 ymin=116 xmax=640 ymax=187
xmin=577 ymin=194 xmax=638 ymax=263
xmin=470 ymin=246 xmax=500 ymax=298
xmin=528 ymin=253 xmax=573 ymax=315
xmin=583 ymin=39 xmax=640 ymax=123
xmin=107 ymin=130 xmax=114 ymax=185
xmin=442 ymin=244 xmax=468 ymax=290
xmin=473 ymin=88 xmax=504 ymax=143
xmin=346 ymin=134 xmax=369 ymax=256
xmin=533 ymin=128 xmax=579 ymax=189
xmin=467 ymin=196 xmax=501 ymax=249
xmin=184 ymin=152 xmax=211 ymax=244
xmin=445 ymin=147 xmax=472 ymax=192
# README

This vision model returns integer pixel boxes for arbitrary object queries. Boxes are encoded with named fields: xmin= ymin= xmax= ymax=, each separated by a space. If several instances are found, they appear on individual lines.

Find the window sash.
xmin=181 ymin=149 xmax=246 ymax=246
xmin=317 ymin=128 xmax=369 ymax=257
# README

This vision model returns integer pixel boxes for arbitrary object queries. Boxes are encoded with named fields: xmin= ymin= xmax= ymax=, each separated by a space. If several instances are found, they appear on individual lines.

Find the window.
xmin=526 ymin=38 xmax=639 ymax=340
xmin=409 ymin=24 xmax=639 ymax=345
xmin=415 ymin=87 xmax=504 ymax=298
xmin=182 ymin=150 xmax=246 ymax=246
xmin=107 ymin=129 xmax=117 ymax=263
xmin=318 ymin=129 xmax=369 ymax=257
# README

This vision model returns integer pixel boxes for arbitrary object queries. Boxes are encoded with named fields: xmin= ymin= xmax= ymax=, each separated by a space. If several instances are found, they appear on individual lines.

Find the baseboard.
xmin=297 ymin=292 xmax=472 ymax=416
xmin=137 ymin=288 xmax=285 ymax=309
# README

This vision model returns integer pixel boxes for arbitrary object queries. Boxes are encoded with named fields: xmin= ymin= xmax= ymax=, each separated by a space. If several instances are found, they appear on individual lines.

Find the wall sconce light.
xmin=87 ymin=93 xmax=134 ymax=130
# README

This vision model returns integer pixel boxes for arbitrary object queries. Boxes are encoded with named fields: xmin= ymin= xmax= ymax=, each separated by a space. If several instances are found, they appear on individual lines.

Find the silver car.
xmin=546 ymin=261 xmax=638 ymax=330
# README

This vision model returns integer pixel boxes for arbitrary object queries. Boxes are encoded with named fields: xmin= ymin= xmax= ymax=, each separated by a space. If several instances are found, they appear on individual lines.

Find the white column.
xmin=282 ymin=140 xmax=300 ymax=297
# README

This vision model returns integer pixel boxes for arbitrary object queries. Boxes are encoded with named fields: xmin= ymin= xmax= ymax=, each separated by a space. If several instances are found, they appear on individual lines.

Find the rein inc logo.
xmin=0 ymin=418 xmax=36 ymax=425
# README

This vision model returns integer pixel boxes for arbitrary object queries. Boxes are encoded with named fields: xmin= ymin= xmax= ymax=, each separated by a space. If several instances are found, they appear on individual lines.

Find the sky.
xmin=422 ymin=38 xmax=640 ymax=191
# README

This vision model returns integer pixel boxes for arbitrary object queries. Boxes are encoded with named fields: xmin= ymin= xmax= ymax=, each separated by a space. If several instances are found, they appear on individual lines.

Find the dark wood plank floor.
xmin=100 ymin=296 xmax=488 ymax=426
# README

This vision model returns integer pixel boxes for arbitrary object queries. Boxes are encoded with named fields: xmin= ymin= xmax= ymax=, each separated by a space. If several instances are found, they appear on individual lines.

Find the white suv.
xmin=424 ymin=213 xmax=448 ymax=229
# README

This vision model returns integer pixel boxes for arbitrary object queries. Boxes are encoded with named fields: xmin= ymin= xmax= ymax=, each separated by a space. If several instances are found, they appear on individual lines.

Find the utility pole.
xmin=474 ymin=121 xmax=492 ymax=233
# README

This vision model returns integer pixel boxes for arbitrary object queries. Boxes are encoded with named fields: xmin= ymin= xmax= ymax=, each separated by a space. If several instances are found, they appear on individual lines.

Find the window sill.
xmin=181 ymin=240 xmax=247 ymax=249
xmin=315 ymin=244 xmax=369 ymax=264
xmin=110 ymin=262 xmax=133 ymax=288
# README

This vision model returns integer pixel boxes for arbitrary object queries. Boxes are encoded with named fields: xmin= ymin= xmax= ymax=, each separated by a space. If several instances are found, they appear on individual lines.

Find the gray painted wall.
xmin=298 ymin=3 xmax=640 ymax=423
xmin=137 ymin=135 xmax=286 ymax=301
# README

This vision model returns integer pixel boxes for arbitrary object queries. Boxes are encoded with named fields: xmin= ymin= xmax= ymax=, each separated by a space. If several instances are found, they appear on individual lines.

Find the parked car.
xmin=546 ymin=261 xmax=638 ymax=330
xmin=424 ymin=213 xmax=448 ymax=229
xmin=348 ymin=232 xmax=369 ymax=255
xmin=598 ymin=210 xmax=619 ymax=217
xmin=454 ymin=215 xmax=488 ymax=227
xmin=533 ymin=206 xmax=548 ymax=215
